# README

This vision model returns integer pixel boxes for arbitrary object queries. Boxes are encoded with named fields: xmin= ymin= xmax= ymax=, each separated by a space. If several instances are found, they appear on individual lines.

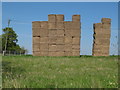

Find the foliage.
xmin=1 ymin=27 xmax=27 ymax=54
xmin=2 ymin=56 xmax=118 ymax=88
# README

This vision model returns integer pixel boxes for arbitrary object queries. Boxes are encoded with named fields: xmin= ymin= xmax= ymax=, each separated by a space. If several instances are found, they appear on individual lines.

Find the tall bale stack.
xmin=64 ymin=15 xmax=81 ymax=56
xmin=32 ymin=21 xmax=40 ymax=56
xmin=92 ymin=18 xmax=111 ymax=56
xmin=39 ymin=21 xmax=49 ymax=56
xmin=32 ymin=14 xmax=81 ymax=56
xmin=72 ymin=15 xmax=81 ymax=56
xmin=48 ymin=14 xmax=57 ymax=56
xmin=56 ymin=14 xmax=65 ymax=56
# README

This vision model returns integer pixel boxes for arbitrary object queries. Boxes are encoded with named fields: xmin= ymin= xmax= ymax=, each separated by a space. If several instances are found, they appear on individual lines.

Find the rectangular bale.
xmin=71 ymin=30 xmax=80 ymax=37
xmin=32 ymin=21 xmax=41 ymax=28
xmin=39 ymin=28 xmax=48 ymax=37
xmin=48 ymin=51 xmax=57 ymax=56
xmin=56 ymin=51 xmax=65 ymax=56
xmin=33 ymin=37 xmax=40 ymax=44
xmin=64 ymin=30 xmax=72 ymax=36
xmin=40 ymin=21 xmax=48 ymax=29
xmin=57 ymin=29 xmax=64 ymax=36
xmin=102 ymin=23 xmax=111 ymax=29
xmin=64 ymin=51 xmax=72 ymax=56
xmin=94 ymin=23 xmax=102 ymax=29
xmin=72 ymin=37 xmax=80 ymax=45
xmin=40 ymin=37 xmax=49 ymax=44
xmin=49 ymin=36 xmax=57 ymax=44
xmin=64 ymin=36 xmax=72 ymax=44
xmin=32 ymin=28 xmax=40 ymax=37
xmin=40 ymin=51 xmax=48 ymax=56
xmin=72 ymin=45 xmax=80 ymax=51
xmin=64 ymin=21 xmax=73 ymax=30
xmin=33 ymin=44 xmax=40 ymax=52
xmin=93 ymin=34 xmax=110 ymax=39
xmin=56 ymin=36 xmax=65 ymax=44
xmin=48 ymin=14 xmax=56 ymax=22
xmin=56 ymin=14 xmax=64 ymax=22
xmin=48 ymin=22 xmax=56 ymax=29
xmin=72 ymin=22 xmax=81 ymax=30
xmin=64 ymin=44 xmax=72 ymax=51
xmin=72 ymin=51 xmax=80 ymax=56
xmin=33 ymin=51 xmax=41 ymax=56
xmin=49 ymin=44 xmax=57 ymax=51
xmin=56 ymin=22 xmax=64 ymax=29
xmin=94 ymin=29 xmax=110 ymax=35
xmin=93 ymin=38 xmax=110 ymax=45
xmin=101 ymin=18 xmax=111 ymax=24
xmin=72 ymin=15 xmax=80 ymax=22
xmin=56 ymin=45 xmax=64 ymax=51
xmin=49 ymin=29 xmax=57 ymax=36
xmin=40 ymin=44 xmax=48 ymax=51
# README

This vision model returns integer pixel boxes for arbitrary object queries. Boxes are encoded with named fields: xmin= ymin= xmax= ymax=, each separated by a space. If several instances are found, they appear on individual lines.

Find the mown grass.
xmin=2 ymin=55 xmax=118 ymax=88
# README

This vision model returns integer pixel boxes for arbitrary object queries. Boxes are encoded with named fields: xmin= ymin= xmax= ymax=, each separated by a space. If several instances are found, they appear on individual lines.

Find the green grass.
xmin=2 ymin=55 xmax=118 ymax=88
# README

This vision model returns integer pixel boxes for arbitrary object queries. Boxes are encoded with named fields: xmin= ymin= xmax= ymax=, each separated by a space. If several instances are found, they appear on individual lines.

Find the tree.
xmin=2 ymin=27 xmax=27 ymax=54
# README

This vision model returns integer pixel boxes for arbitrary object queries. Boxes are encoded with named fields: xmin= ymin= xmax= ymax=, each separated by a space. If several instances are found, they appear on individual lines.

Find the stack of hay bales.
xmin=92 ymin=18 xmax=111 ymax=56
xmin=32 ymin=21 xmax=49 ymax=56
xmin=64 ymin=15 xmax=81 ymax=56
xmin=32 ymin=14 xmax=81 ymax=56
xmin=48 ymin=14 xmax=65 ymax=56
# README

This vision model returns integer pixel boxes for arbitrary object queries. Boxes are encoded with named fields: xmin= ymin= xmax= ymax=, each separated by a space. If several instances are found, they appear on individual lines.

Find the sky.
xmin=2 ymin=2 xmax=118 ymax=55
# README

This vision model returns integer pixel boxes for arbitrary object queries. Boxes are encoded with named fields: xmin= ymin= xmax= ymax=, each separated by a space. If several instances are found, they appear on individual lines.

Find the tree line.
xmin=0 ymin=27 xmax=27 ymax=55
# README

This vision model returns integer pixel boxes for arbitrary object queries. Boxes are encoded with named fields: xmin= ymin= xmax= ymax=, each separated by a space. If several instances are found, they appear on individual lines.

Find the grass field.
xmin=2 ymin=55 xmax=118 ymax=88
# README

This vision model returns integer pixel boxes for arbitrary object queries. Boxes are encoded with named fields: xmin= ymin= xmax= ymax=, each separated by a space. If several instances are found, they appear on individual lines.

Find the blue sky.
xmin=2 ymin=2 xmax=118 ymax=55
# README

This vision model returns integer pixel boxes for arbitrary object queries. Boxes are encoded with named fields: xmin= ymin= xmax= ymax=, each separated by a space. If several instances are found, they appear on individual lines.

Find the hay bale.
xmin=49 ymin=29 xmax=57 ymax=36
xmin=64 ymin=51 xmax=72 ymax=56
xmin=48 ymin=22 xmax=56 ymax=29
xmin=72 ymin=45 xmax=80 ymax=51
xmin=49 ymin=36 xmax=57 ymax=44
xmin=32 ymin=21 xmax=41 ymax=28
xmin=40 ymin=44 xmax=48 ymax=51
xmin=71 ymin=30 xmax=80 ymax=36
xmin=93 ymin=34 xmax=110 ymax=39
xmin=40 ymin=21 xmax=48 ymax=29
xmin=101 ymin=18 xmax=111 ymax=24
xmin=48 ymin=51 xmax=57 ymax=56
xmin=33 ymin=44 xmax=40 ymax=52
xmin=64 ymin=21 xmax=73 ymax=30
xmin=65 ymin=30 xmax=72 ymax=36
xmin=57 ymin=29 xmax=64 ymax=36
xmin=48 ymin=14 xmax=56 ymax=22
xmin=72 ymin=15 xmax=80 ymax=22
xmin=72 ymin=37 xmax=80 ymax=44
xmin=40 ymin=28 xmax=48 ymax=37
xmin=56 ymin=45 xmax=64 ymax=51
xmin=56 ymin=51 xmax=64 ymax=56
xmin=32 ymin=28 xmax=40 ymax=37
xmin=33 ymin=51 xmax=41 ymax=56
xmin=102 ymin=23 xmax=111 ymax=29
xmin=72 ymin=51 xmax=80 ymax=56
xmin=56 ymin=22 xmax=64 ymax=29
xmin=56 ymin=36 xmax=64 ymax=44
xmin=33 ymin=37 xmax=40 ymax=44
xmin=40 ymin=51 xmax=48 ymax=56
xmin=94 ymin=23 xmax=102 ymax=29
xmin=72 ymin=22 xmax=81 ymax=30
xmin=49 ymin=44 xmax=57 ymax=51
xmin=64 ymin=44 xmax=72 ymax=51
xmin=40 ymin=37 xmax=49 ymax=44
xmin=56 ymin=14 xmax=64 ymax=22
xmin=65 ymin=36 xmax=72 ymax=44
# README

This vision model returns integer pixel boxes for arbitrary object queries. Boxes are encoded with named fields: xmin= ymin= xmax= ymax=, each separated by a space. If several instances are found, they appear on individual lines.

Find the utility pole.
xmin=3 ymin=19 xmax=11 ymax=56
